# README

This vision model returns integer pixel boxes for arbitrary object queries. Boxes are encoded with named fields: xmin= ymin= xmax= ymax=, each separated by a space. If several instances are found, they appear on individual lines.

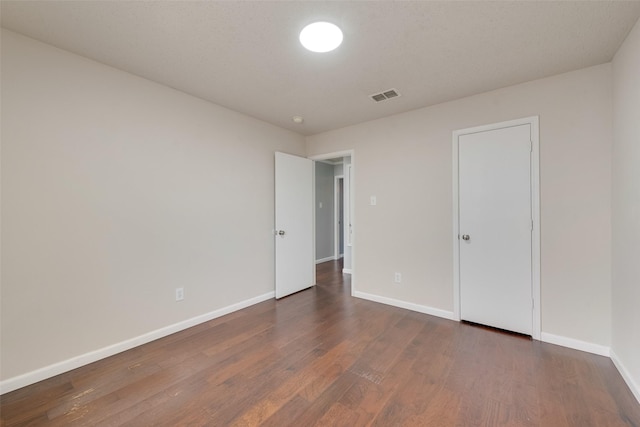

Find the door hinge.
xmin=532 ymin=298 xmax=535 ymax=309
xmin=530 ymin=140 xmax=533 ymax=153
xmin=531 ymin=220 xmax=534 ymax=231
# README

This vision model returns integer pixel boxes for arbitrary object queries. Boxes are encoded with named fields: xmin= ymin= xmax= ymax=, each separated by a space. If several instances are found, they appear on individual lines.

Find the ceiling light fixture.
xmin=299 ymin=22 xmax=343 ymax=53
xmin=292 ymin=115 xmax=304 ymax=124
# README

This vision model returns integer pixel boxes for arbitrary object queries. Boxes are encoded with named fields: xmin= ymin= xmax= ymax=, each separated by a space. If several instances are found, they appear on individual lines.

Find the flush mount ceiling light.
xmin=299 ymin=22 xmax=343 ymax=53
xmin=292 ymin=115 xmax=304 ymax=124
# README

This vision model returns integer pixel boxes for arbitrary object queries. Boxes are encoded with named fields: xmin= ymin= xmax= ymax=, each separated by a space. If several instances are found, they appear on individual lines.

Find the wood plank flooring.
xmin=2 ymin=260 xmax=639 ymax=426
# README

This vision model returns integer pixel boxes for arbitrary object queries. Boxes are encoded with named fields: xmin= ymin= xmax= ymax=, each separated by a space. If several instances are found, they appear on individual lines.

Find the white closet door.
xmin=458 ymin=124 xmax=533 ymax=335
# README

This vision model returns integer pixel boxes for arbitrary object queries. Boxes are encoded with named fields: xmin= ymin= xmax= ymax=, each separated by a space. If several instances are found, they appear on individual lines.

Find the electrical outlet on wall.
xmin=394 ymin=272 xmax=402 ymax=284
xmin=175 ymin=287 xmax=184 ymax=301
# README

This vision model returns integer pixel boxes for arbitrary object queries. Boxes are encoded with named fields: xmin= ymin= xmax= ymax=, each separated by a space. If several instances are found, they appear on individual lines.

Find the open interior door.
xmin=275 ymin=152 xmax=314 ymax=298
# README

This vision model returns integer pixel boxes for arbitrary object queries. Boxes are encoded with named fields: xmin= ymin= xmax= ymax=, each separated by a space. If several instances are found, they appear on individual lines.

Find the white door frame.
xmin=334 ymin=175 xmax=344 ymax=260
xmin=452 ymin=116 xmax=540 ymax=340
xmin=309 ymin=150 xmax=356 ymax=295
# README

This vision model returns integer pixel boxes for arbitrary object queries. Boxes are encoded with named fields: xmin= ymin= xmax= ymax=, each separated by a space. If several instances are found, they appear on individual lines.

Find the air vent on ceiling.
xmin=370 ymin=88 xmax=400 ymax=102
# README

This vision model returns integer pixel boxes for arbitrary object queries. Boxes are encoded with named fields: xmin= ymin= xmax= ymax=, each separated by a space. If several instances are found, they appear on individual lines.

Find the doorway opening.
xmin=310 ymin=150 xmax=355 ymax=294
xmin=313 ymin=158 xmax=343 ymax=265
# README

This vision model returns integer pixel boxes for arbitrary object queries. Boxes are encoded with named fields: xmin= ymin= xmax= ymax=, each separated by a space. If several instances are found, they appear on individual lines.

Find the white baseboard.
xmin=610 ymin=350 xmax=640 ymax=404
xmin=353 ymin=291 xmax=457 ymax=321
xmin=342 ymin=268 xmax=352 ymax=274
xmin=0 ymin=291 xmax=275 ymax=395
xmin=540 ymin=332 xmax=610 ymax=357
xmin=315 ymin=256 xmax=336 ymax=264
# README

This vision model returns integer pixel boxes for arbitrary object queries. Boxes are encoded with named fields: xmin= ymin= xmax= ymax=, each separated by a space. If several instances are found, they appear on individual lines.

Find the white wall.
xmin=315 ymin=162 xmax=334 ymax=261
xmin=307 ymin=64 xmax=613 ymax=348
xmin=0 ymin=30 xmax=305 ymax=384
xmin=611 ymin=17 xmax=640 ymax=402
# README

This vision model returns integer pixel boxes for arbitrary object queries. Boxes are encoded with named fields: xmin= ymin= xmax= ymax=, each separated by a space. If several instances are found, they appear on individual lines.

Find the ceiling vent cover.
xmin=370 ymin=88 xmax=400 ymax=102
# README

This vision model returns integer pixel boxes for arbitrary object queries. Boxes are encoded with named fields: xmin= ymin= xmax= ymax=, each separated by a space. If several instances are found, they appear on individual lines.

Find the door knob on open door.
xmin=461 ymin=234 xmax=470 ymax=241
xmin=278 ymin=230 xmax=286 ymax=236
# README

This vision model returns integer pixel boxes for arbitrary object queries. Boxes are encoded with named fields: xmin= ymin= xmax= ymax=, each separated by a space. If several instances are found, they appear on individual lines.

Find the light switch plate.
xmin=370 ymin=196 xmax=377 ymax=206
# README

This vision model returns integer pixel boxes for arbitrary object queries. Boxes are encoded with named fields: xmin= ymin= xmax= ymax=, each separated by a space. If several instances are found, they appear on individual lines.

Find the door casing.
xmin=334 ymin=175 xmax=344 ymax=259
xmin=452 ymin=116 xmax=541 ymax=340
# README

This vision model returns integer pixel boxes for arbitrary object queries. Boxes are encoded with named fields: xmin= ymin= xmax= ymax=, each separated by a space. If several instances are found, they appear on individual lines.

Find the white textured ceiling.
xmin=2 ymin=1 xmax=640 ymax=136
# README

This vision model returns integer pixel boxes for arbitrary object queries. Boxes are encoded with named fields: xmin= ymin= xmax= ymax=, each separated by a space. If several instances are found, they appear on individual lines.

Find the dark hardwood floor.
xmin=2 ymin=259 xmax=639 ymax=426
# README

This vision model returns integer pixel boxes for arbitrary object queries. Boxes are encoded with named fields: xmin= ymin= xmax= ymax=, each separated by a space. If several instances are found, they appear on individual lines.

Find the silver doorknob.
xmin=278 ymin=230 xmax=285 ymax=236
xmin=461 ymin=234 xmax=470 ymax=241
